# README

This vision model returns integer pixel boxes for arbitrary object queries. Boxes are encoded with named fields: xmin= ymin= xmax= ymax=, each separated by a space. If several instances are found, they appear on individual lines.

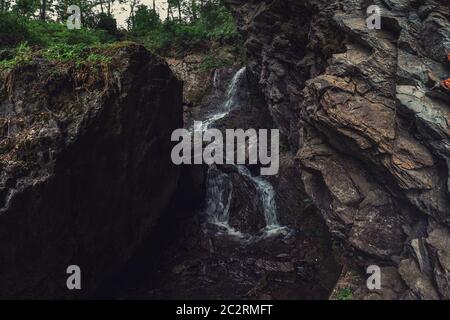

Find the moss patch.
xmin=336 ymin=287 xmax=354 ymax=300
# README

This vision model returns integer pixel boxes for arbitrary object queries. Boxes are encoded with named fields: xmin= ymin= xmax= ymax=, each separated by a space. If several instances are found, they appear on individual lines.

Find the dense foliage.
xmin=0 ymin=14 xmax=114 ymax=48
xmin=0 ymin=1 xmax=239 ymax=57
xmin=133 ymin=4 xmax=238 ymax=54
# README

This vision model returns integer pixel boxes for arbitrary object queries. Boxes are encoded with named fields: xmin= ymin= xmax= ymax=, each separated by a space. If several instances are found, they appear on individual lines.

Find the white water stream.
xmin=199 ymin=67 xmax=288 ymax=240
xmin=194 ymin=67 xmax=247 ymax=132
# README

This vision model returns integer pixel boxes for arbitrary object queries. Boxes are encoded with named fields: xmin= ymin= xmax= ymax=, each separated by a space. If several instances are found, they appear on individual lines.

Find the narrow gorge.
xmin=0 ymin=0 xmax=448 ymax=301
xmin=99 ymin=64 xmax=340 ymax=300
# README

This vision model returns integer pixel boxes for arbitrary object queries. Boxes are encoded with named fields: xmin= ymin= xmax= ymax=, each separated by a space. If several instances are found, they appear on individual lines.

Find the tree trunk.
xmin=191 ymin=0 xmax=197 ymax=21
xmin=40 ymin=0 xmax=46 ymax=20
xmin=128 ymin=1 xmax=137 ymax=30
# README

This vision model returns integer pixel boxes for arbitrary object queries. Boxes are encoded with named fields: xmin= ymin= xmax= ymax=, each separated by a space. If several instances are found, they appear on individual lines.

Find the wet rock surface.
xmin=100 ymin=66 xmax=340 ymax=300
xmin=226 ymin=0 xmax=450 ymax=299
xmin=100 ymin=165 xmax=340 ymax=300
xmin=0 ymin=44 xmax=183 ymax=298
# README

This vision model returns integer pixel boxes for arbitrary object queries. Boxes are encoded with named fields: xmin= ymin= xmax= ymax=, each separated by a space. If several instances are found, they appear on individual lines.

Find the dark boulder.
xmin=0 ymin=43 xmax=183 ymax=298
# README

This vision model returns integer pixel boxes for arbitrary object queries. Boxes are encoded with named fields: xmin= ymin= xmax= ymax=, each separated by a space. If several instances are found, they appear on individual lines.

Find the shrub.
xmin=199 ymin=54 xmax=232 ymax=71
xmin=0 ymin=42 xmax=33 ymax=69
xmin=132 ymin=5 xmax=160 ymax=34
xmin=0 ymin=14 xmax=33 ymax=47
xmin=0 ymin=14 xmax=114 ymax=49
xmin=336 ymin=288 xmax=354 ymax=300
xmin=95 ymin=13 xmax=118 ymax=35
xmin=128 ymin=3 xmax=239 ymax=55
xmin=25 ymin=20 xmax=114 ymax=46
xmin=42 ymin=43 xmax=111 ymax=66
xmin=42 ymin=43 xmax=85 ymax=63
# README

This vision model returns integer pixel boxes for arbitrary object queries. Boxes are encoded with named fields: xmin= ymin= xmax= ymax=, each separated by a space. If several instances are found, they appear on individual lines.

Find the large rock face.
xmin=0 ymin=44 xmax=183 ymax=298
xmin=226 ymin=0 xmax=449 ymax=299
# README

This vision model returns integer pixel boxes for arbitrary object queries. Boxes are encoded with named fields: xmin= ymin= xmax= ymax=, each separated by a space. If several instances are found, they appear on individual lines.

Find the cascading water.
xmin=201 ymin=67 xmax=288 ymax=240
xmin=204 ymin=165 xmax=245 ymax=238
xmin=236 ymin=166 xmax=290 ymax=238
xmin=198 ymin=67 xmax=247 ymax=131
xmin=236 ymin=166 xmax=278 ymax=226
xmin=106 ymin=65 xmax=340 ymax=301
xmin=204 ymin=165 xmax=233 ymax=224
xmin=223 ymin=67 xmax=246 ymax=111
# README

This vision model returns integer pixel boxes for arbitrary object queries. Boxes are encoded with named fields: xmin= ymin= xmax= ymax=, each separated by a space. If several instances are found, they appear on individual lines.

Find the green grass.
xmin=42 ymin=43 xmax=85 ymax=63
xmin=0 ymin=13 xmax=115 ymax=70
xmin=0 ymin=3 xmax=241 ymax=67
xmin=0 ymin=42 xmax=33 ymax=69
xmin=336 ymin=287 xmax=354 ymax=300
xmin=42 ymin=43 xmax=111 ymax=66
xmin=199 ymin=54 xmax=233 ymax=71
xmin=0 ymin=42 xmax=112 ymax=71
xmin=85 ymin=53 xmax=111 ymax=64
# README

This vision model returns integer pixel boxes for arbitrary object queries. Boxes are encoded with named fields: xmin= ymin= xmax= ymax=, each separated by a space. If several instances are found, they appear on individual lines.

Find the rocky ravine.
xmin=225 ymin=0 xmax=449 ymax=299
xmin=0 ymin=44 xmax=183 ymax=298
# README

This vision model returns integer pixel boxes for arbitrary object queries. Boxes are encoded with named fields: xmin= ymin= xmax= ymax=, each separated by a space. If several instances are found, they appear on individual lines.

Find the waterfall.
xmin=204 ymin=165 xmax=233 ymax=224
xmin=236 ymin=166 xmax=278 ymax=227
xmin=205 ymin=164 xmax=288 ymax=239
xmin=200 ymin=67 xmax=288 ymax=240
xmin=223 ymin=67 xmax=246 ymax=111
xmin=199 ymin=67 xmax=246 ymax=131
xmin=204 ymin=165 xmax=244 ymax=239
xmin=236 ymin=166 xmax=289 ymax=237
